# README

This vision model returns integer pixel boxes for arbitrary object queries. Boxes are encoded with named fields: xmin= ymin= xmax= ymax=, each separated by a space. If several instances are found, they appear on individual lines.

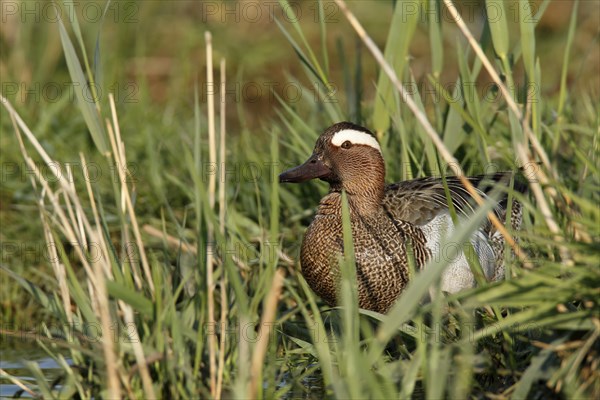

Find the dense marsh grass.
xmin=1 ymin=0 xmax=599 ymax=398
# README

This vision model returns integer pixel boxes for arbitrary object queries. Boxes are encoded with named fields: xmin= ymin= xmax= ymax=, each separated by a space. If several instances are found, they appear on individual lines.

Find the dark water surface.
xmin=1 ymin=343 xmax=324 ymax=399
xmin=0 ymin=342 xmax=70 ymax=398
xmin=0 ymin=329 xmax=325 ymax=398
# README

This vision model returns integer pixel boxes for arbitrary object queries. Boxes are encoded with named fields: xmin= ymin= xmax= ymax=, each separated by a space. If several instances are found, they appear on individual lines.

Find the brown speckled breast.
xmin=300 ymin=192 xmax=428 ymax=313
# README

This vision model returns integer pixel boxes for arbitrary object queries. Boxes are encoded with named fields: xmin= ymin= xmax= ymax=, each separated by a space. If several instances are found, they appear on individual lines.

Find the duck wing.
xmin=382 ymin=173 xmax=525 ymax=226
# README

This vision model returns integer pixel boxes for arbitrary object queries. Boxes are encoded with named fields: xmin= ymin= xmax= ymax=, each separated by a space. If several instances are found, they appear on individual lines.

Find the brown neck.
xmin=347 ymin=183 xmax=385 ymax=216
xmin=329 ymin=160 xmax=385 ymax=216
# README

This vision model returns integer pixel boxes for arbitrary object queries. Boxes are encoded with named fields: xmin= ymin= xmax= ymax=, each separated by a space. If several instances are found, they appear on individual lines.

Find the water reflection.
xmin=0 ymin=341 xmax=69 ymax=398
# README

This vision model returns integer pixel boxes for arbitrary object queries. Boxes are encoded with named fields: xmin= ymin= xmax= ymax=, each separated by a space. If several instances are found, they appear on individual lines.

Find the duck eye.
xmin=341 ymin=140 xmax=352 ymax=149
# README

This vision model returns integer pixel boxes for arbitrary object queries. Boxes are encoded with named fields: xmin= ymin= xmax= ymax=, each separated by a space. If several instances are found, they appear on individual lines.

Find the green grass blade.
xmin=105 ymin=281 xmax=153 ymax=317
xmin=339 ymin=189 xmax=359 ymax=335
xmin=372 ymin=1 xmax=420 ymax=134
xmin=428 ymin=0 xmax=443 ymax=78
xmin=57 ymin=17 xmax=108 ymax=154
xmin=440 ymin=77 xmax=466 ymax=155
xmin=557 ymin=0 xmax=580 ymax=117
xmin=317 ymin=0 xmax=329 ymax=74
xmin=59 ymin=0 xmax=97 ymax=99
xmin=456 ymin=42 xmax=483 ymax=128
xmin=519 ymin=0 xmax=537 ymax=82
xmin=486 ymin=0 xmax=509 ymax=59
xmin=277 ymin=0 xmax=329 ymax=86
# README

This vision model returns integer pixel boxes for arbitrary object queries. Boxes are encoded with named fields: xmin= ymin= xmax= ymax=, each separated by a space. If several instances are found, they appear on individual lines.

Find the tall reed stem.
xmin=205 ymin=30 xmax=218 ymax=396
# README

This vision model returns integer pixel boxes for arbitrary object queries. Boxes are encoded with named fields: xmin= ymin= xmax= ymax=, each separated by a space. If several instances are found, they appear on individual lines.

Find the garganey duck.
xmin=280 ymin=122 xmax=525 ymax=313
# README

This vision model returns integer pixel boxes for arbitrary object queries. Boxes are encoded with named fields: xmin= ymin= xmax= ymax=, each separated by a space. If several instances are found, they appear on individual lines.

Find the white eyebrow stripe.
xmin=331 ymin=129 xmax=381 ymax=153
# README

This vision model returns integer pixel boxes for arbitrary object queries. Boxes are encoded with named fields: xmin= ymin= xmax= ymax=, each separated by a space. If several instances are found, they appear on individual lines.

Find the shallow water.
xmin=0 ymin=342 xmax=68 ymax=398
xmin=0 ymin=341 xmax=323 ymax=398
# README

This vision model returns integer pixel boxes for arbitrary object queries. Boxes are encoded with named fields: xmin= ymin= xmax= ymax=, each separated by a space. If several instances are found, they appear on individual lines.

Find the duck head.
xmin=279 ymin=122 xmax=386 ymax=213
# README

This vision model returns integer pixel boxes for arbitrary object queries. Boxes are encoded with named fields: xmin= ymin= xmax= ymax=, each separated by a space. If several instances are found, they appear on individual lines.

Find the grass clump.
xmin=1 ymin=0 xmax=598 ymax=398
